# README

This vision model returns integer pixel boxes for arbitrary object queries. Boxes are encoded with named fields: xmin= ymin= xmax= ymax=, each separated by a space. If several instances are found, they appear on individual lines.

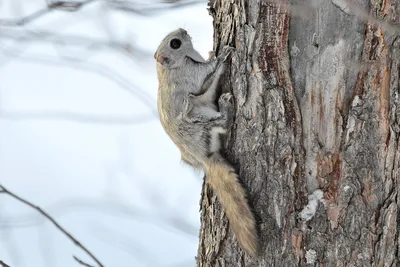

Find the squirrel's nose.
xmin=156 ymin=55 xmax=165 ymax=64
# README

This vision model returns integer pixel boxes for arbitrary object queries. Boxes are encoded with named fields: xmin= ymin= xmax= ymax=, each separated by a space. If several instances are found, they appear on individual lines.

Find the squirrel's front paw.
xmin=219 ymin=92 xmax=233 ymax=104
xmin=219 ymin=46 xmax=235 ymax=61
xmin=218 ymin=93 xmax=234 ymax=114
xmin=218 ymin=93 xmax=234 ymax=127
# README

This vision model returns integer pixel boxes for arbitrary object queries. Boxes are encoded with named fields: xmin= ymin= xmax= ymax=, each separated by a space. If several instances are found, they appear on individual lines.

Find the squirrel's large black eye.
xmin=170 ymin=39 xmax=182 ymax=49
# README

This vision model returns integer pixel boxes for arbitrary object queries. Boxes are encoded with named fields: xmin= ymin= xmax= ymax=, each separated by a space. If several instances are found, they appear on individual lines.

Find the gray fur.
xmin=155 ymin=28 xmax=259 ymax=256
xmin=155 ymin=28 xmax=231 ymax=167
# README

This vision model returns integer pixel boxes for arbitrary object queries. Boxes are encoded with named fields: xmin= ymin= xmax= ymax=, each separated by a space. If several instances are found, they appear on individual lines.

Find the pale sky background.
xmin=0 ymin=1 xmax=213 ymax=266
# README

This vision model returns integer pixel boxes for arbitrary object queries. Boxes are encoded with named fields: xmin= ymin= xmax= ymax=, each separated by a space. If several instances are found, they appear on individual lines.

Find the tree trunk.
xmin=197 ymin=0 xmax=400 ymax=266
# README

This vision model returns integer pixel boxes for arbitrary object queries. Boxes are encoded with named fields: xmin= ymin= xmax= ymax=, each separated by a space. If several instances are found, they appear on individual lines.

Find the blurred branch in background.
xmin=0 ymin=0 xmax=206 ymax=27
xmin=0 ymin=185 xmax=104 ymax=267
xmin=0 ymin=197 xmax=198 ymax=237
xmin=0 ymin=44 xmax=156 ymax=105
xmin=0 ymin=109 xmax=155 ymax=125
xmin=0 ymin=28 xmax=151 ymax=59
xmin=107 ymin=0 xmax=206 ymax=16
xmin=0 ymin=0 xmax=97 ymax=26
xmin=0 ymin=49 xmax=158 ymax=124
xmin=0 ymin=0 xmax=207 ymax=61
xmin=0 ymin=0 xmax=208 ymax=125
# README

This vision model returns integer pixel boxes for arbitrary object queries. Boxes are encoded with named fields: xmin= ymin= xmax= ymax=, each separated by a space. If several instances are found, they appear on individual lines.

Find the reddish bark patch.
xmin=327 ymin=204 xmax=340 ymax=229
xmin=310 ymin=87 xmax=315 ymax=106
xmin=362 ymin=171 xmax=376 ymax=205
xmin=378 ymin=67 xmax=390 ymax=145
xmin=258 ymin=1 xmax=289 ymax=83
xmin=316 ymin=153 xmax=333 ymax=189
xmin=316 ymin=153 xmax=341 ymax=204
xmin=291 ymin=232 xmax=303 ymax=263
xmin=380 ymin=0 xmax=391 ymax=15
xmin=352 ymin=71 xmax=366 ymax=101
xmin=326 ymin=154 xmax=341 ymax=204
xmin=281 ymin=11 xmax=289 ymax=52
xmin=319 ymin=89 xmax=324 ymax=123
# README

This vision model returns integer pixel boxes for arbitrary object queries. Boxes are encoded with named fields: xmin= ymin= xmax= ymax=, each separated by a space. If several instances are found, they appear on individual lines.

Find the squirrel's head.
xmin=154 ymin=28 xmax=205 ymax=69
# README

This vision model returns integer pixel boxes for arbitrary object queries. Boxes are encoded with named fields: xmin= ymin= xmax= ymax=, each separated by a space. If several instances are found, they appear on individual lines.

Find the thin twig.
xmin=0 ymin=261 xmax=11 ymax=267
xmin=0 ymin=185 xmax=104 ymax=267
xmin=73 ymin=256 xmax=96 ymax=267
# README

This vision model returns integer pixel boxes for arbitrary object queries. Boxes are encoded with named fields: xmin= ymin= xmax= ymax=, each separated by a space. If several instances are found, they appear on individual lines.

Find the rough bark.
xmin=197 ymin=0 xmax=400 ymax=266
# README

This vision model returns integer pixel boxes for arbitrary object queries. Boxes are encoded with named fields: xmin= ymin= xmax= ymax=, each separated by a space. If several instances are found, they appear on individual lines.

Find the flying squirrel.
xmin=154 ymin=28 xmax=258 ymax=256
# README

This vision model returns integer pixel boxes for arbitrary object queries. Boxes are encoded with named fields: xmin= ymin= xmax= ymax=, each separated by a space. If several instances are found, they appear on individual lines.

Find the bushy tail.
xmin=204 ymin=154 xmax=258 ymax=256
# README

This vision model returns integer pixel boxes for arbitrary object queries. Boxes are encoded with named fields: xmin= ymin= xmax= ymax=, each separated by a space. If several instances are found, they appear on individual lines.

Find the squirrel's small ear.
xmin=154 ymin=52 xmax=157 ymax=59
xmin=186 ymin=49 xmax=206 ymax=63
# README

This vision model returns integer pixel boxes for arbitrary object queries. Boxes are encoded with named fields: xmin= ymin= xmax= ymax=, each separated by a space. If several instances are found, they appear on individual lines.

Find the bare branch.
xmin=0 ymin=185 xmax=105 ymax=267
xmin=73 ymin=256 xmax=97 ymax=267
xmin=0 ymin=6 xmax=50 ymax=27
xmin=0 ymin=261 xmax=11 ymax=267
xmin=48 ymin=0 xmax=97 ymax=12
